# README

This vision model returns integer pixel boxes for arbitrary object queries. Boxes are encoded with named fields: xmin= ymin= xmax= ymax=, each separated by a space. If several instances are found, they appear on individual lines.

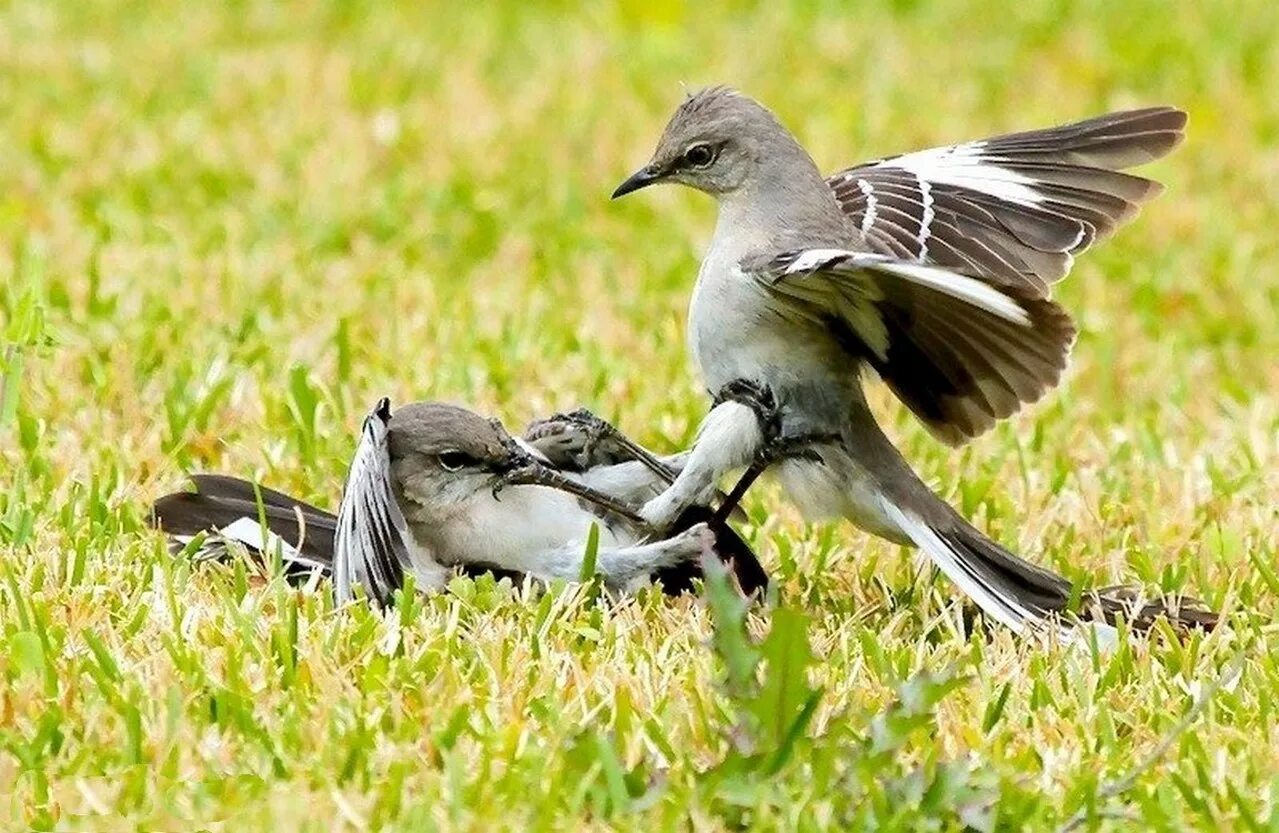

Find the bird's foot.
xmin=756 ymin=429 xmax=840 ymax=467
xmin=706 ymin=378 xmax=838 ymax=526
xmin=523 ymin=408 xmax=633 ymax=470
xmin=531 ymin=407 xmax=618 ymax=440
xmin=713 ymin=378 xmax=782 ymax=437
xmin=556 ymin=408 xmax=625 ymax=456
xmin=712 ymin=378 xmax=836 ymax=466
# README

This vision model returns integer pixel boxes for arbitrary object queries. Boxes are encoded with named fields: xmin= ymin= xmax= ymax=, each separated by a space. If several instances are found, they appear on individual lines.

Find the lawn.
xmin=2 ymin=0 xmax=1278 ymax=829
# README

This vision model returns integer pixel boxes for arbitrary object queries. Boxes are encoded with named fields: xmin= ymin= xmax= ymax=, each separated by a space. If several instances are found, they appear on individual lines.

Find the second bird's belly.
xmin=776 ymin=455 xmax=910 ymax=544
xmin=687 ymin=264 xmax=912 ymax=546
xmin=688 ymin=267 xmax=815 ymax=394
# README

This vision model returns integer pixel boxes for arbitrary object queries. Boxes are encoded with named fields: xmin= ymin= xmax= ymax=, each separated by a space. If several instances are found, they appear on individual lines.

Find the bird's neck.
xmin=713 ymin=154 xmax=847 ymax=252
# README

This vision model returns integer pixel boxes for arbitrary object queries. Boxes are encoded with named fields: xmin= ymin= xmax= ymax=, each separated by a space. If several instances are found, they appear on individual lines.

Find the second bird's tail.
xmin=881 ymin=500 xmax=1218 ymax=637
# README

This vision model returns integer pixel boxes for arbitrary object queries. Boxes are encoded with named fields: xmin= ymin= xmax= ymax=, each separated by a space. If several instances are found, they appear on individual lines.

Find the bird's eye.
xmin=437 ymin=451 xmax=473 ymax=472
xmin=684 ymin=143 xmax=716 ymax=168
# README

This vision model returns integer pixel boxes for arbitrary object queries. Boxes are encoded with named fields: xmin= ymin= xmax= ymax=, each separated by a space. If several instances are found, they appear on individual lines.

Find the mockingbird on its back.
xmin=153 ymin=400 xmax=768 ymax=606
xmin=613 ymin=86 xmax=1215 ymax=636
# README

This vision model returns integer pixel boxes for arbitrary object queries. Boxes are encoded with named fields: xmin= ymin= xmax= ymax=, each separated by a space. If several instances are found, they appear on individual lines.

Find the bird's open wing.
xmin=747 ymin=249 xmax=1075 ymax=445
xmin=333 ymin=398 xmax=414 ymax=608
xmin=827 ymin=107 xmax=1185 ymax=293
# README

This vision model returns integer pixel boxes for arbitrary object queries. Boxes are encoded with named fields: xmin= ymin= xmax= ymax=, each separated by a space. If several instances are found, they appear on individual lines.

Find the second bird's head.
xmin=612 ymin=86 xmax=799 ymax=200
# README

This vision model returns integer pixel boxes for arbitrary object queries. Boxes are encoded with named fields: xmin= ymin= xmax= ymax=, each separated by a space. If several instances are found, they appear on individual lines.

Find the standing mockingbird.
xmin=613 ymin=87 xmax=1215 ymax=635
xmin=153 ymin=400 xmax=768 ymax=607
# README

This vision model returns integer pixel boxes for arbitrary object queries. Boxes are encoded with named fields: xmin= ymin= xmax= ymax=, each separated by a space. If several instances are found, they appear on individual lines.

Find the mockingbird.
xmin=613 ymin=87 xmax=1215 ymax=636
xmin=152 ymin=399 xmax=768 ymax=607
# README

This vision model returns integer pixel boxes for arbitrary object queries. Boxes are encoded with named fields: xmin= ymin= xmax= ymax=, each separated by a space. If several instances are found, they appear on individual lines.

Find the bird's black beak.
xmin=611 ymin=164 xmax=662 ymax=199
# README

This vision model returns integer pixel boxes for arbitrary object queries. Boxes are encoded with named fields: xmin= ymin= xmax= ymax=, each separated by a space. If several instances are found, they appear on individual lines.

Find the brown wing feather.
xmin=829 ymin=107 xmax=1185 ymax=291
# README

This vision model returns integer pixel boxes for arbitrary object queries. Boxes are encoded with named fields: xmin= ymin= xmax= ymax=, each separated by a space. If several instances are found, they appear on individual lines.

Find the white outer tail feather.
xmin=879 ymin=499 xmax=1117 ymax=648
xmin=173 ymin=516 xmax=329 ymax=573
xmin=880 ymin=500 xmax=1038 ymax=633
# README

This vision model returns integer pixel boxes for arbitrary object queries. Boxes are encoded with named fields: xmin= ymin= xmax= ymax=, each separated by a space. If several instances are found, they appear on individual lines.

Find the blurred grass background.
xmin=2 ymin=0 xmax=1278 ymax=829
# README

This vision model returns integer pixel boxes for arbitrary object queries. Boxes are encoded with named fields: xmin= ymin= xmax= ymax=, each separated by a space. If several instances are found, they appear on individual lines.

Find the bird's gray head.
xmin=612 ymin=86 xmax=807 ymax=200
xmin=380 ymin=400 xmax=649 ymax=532
xmin=387 ymin=402 xmax=520 ymax=515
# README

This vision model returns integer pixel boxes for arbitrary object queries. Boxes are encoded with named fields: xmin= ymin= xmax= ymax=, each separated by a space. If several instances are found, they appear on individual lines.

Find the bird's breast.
xmin=688 ymin=257 xmax=842 ymax=397
xmin=429 ymin=487 xmax=631 ymax=572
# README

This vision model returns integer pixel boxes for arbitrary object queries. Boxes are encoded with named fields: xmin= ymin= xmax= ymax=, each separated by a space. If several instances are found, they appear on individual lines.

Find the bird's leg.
xmin=491 ymin=431 xmax=653 ymax=529
xmin=710 ymin=459 xmax=768 ymax=527
xmin=563 ymin=408 xmax=678 ymax=483
xmin=639 ymin=397 xmax=766 ymax=531
xmin=709 ymin=379 xmax=841 ymax=525
xmin=593 ymin=523 xmax=717 ymax=592
xmin=537 ymin=409 xmax=765 ymax=527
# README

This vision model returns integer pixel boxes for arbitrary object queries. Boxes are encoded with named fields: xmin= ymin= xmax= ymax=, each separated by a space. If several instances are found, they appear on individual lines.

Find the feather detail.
xmin=829 ymin=107 xmax=1185 ymax=290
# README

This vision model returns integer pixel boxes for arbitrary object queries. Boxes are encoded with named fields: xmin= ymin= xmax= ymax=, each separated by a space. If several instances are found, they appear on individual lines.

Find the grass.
xmin=2 ymin=0 xmax=1278 ymax=829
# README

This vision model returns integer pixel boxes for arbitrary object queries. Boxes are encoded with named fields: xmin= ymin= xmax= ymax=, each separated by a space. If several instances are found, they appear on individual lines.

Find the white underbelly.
xmin=437 ymin=488 xmax=631 ymax=571
xmin=687 ymin=251 xmax=909 ymax=544
xmin=776 ymin=453 xmax=910 ymax=545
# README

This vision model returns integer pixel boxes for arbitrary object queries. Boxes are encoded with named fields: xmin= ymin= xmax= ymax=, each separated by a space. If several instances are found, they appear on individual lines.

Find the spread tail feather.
xmin=1083 ymin=585 xmax=1220 ymax=633
xmin=880 ymin=502 xmax=1217 ymax=636
xmin=881 ymin=501 xmax=1071 ymax=634
xmin=151 ymin=476 xmax=338 ymax=578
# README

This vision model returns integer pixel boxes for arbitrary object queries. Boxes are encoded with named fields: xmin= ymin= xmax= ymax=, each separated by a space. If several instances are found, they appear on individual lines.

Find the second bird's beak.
xmin=611 ymin=164 xmax=662 ymax=199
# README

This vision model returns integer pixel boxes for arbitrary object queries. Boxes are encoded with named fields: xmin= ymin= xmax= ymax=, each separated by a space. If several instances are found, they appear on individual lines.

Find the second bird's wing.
xmin=333 ymin=398 xmax=415 ymax=608
xmin=827 ymin=107 xmax=1185 ymax=294
xmin=746 ymin=248 xmax=1075 ymax=445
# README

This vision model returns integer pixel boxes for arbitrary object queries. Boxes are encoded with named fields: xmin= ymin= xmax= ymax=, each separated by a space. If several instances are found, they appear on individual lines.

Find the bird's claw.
xmin=557 ymin=408 xmax=621 ymax=449
xmin=713 ymin=378 xmax=781 ymax=435
xmin=757 ymin=430 xmax=841 ymax=467
xmin=492 ymin=432 xmax=538 ymax=500
xmin=523 ymin=407 xmax=633 ymax=470
xmin=561 ymin=407 xmax=615 ymax=430
xmin=714 ymin=379 xmax=834 ymax=465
